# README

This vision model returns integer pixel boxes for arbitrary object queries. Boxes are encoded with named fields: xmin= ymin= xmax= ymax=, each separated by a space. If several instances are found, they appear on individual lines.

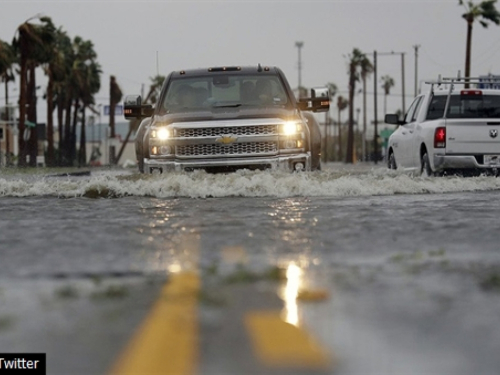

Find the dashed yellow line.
xmin=109 ymin=272 xmax=199 ymax=375
xmin=245 ymin=311 xmax=332 ymax=370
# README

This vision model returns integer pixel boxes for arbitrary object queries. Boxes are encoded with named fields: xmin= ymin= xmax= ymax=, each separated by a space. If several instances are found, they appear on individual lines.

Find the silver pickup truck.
xmin=124 ymin=65 xmax=329 ymax=174
xmin=385 ymin=76 xmax=500 ymax=176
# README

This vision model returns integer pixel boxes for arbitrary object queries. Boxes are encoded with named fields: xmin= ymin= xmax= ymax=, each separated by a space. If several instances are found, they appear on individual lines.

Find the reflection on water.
xmin=282 ymin=262 xmax=302 ymax=326
xmin=140 ymin=200 xmax=201 ymax=274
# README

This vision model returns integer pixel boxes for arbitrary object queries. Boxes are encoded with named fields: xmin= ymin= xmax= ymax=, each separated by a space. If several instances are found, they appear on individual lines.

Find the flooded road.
xmin=1 ymin=164 xmax=500 ymax=374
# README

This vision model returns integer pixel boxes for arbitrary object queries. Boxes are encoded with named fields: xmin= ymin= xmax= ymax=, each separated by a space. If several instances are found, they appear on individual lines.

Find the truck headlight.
xmin=151 ymin=127 xmax=171 ymax=140
xmin=282 ymin=121 xmax=303 ymax=135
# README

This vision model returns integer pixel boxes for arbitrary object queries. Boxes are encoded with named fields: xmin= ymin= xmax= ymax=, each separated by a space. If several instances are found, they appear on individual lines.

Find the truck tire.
xmin=135 ymin=119 xmax=150 ymax=174
xmin=388 ymin=150 xmax=397 ymax=170
xmin=304 ymin=113 xmax=321 ymax=171
xmin=421 ymin=152 xmax=433 ymax=177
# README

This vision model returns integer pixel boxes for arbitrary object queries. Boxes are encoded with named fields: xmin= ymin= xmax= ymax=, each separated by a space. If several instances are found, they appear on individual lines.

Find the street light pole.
xmin=413 ymin=44 xmax=420 ymax=96
xmin=295 ymin=41 xmax=304 ymax=98
xmin=371 ymin=50 xmax=407 ymax=164
xmin=401 ymin=52 xmax=406 ymax=114
xmin=373 ymin=50 xmax=378 ymax=164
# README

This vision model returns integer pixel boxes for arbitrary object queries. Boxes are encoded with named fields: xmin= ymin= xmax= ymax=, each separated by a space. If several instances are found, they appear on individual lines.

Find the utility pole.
xmin=413 ymin=44 xmax=420 ymax=96
xmin=401 ymin=52 xmax=406 ymax=114
xmin=4 ymin=79 xmax=10 ymax=166
xmin=373 ymin=50 xmax=378 ymax=164
xmin=295 ymin=41 xmax=304 ymax=98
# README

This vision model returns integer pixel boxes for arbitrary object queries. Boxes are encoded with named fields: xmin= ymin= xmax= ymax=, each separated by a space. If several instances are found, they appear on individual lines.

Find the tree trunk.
xmin=323 ymin=112 xmax=328 ymax=163
xmin=346 ymin=64 xmax=355 ymax=163
xmin=78 ymin=105 xmax=86 ymax=167
xmin=27 ymin=64 xmax=38 ymax=167
xmin=70 ymin=98 xmax=79 ymax=165
xmin=57 ymin=96 xmax=64 ymax=166
xmin=17 ymin=36 xmax=28 ymax=167
xmin=4 ymin=77 xmax=11 ymax=166
xmin=46 ymin=71 xmax=55 ymax=167
xmin=64 ymin=91 xmax=72 ymax=166
xmin=337 ymin=110 xmax=342 ymax=161
xmin=362 ymin=76 xmax=367 ymax=162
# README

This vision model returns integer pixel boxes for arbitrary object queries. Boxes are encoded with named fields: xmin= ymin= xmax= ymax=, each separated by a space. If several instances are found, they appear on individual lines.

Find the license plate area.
xmin=484 ymin=155 xmax=500 ymax=165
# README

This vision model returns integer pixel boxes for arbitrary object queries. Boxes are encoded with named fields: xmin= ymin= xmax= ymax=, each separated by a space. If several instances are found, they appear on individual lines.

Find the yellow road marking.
xmin=244 ymin=311 xmax=332 ymax=369
xmin=109 ymin=272 xmax=199 ymax=375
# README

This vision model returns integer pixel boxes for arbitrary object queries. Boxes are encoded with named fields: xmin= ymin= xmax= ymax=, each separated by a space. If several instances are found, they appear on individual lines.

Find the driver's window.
xmin=411 ymin=96 xmax=424 ymax=122
xmin=403 ymin=97 xmax=421 ymax=123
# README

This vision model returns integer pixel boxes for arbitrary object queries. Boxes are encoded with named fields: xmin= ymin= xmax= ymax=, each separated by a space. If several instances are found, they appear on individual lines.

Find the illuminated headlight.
xmin=151 ymin=127 xmax=171 ymax=140
xmin=282 ymin=121 xmax=303 ymax=135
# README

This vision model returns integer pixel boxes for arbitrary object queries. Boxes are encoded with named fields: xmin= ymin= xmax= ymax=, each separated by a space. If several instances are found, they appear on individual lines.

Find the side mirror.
xmin=385 ymin=114 xmax=403 ymax=125
xmin=124 ymin=95 xmax=153 ymax=119
xmin=298 ymin=87 xmax=330 ymax=113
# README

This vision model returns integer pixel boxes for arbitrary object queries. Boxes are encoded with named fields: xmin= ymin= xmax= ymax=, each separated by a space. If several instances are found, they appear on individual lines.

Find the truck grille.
xmin=176 ymin=125 xmax=278 ymax=138
xmin=177 ymin=142 xmax=277 ymax=158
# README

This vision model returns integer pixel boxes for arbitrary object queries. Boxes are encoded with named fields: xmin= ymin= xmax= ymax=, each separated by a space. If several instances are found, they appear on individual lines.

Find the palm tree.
xmin=108 ymin=75 xmax=122 ymax=164
xmin=459 ymin=0 xmax=500 ymax=86
xmin=336 ymin=95 xmax=348 ymax=161
xmin=346 ymin=48 xmax=371 ymax=163
xmin=323 ymin=82 xmax=337 ymax=162
xmin=61 ymin=36 xmax=100 ymax=166
xmin=46 ymin=28 xmax=74 ymax=166
xmin=12 ymin=15 xmax=56 ymax=166
xmin=109 ymin=75 xmax=122 ymax=139
xmin=69 ymin=38 xmax=101 ymax=166
xmin=360 ymin=57 xmax=373 ymax=161
xmin=381 ymin=75 xmax=395 ymax=115
xmin=43 ymin=27 xmax=67 ymax=166
xmin=0 ymin=39 xmax=16 ymax=165
xmin=0 ymin=39 xmax=15 ymax=93
xmin=77 ymin=60 xmax=101 ymax=166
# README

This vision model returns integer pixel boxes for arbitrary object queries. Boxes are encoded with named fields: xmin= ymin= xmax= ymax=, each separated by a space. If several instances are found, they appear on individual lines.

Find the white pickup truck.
xmin=385 ymin=77 xmax=500 ymax=176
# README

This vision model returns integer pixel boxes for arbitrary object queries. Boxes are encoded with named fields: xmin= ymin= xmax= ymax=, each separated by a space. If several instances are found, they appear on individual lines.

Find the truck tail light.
xmin=460 ymin=89 xmax=482 ymax=96
xmin=434 ymin=127 xmax=446 ymax=148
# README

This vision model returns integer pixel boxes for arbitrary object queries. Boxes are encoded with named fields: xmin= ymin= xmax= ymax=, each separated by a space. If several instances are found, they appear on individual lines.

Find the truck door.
xmin=398 ymin=96 xmax=423 ymax=169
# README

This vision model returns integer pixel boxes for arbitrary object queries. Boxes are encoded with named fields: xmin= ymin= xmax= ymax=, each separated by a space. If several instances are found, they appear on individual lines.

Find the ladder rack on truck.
xmin=423 ymin=77 xmax=500 ymax=119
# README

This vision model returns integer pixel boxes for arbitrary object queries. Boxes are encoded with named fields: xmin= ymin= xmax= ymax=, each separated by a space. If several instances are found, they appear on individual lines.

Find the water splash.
xmin=1 ymin=167 xmax=500 ymax=198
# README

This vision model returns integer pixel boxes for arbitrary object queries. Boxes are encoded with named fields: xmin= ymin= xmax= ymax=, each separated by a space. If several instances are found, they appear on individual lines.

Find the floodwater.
xmin=1 ymin=164 xmax=500 ymax=374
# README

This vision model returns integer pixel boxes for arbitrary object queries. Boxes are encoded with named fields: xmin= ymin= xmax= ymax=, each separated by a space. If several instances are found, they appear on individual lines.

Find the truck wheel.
xmin=421 ymin=152 xmax=433 ymax=177
xmin=304 ymin=113 xmax=321 ymax=171
xmin=388 ymin=151 xmax=397 ymax=170
xmin=138 ymin=155 xmax=145 ymax=173
xmin=135 ymin=119 xmax=150 ymax=174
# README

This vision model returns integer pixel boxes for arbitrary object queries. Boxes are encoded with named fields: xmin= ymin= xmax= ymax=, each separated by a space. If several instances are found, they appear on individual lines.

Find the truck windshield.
xmin=426 ymin=94 xmax=500 ymax=120
xmin=160 ymin=74 xmax=289 ymax=113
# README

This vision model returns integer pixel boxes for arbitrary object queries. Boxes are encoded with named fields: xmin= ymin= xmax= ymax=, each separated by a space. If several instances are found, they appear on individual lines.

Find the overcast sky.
xmin=1 ymin=0 xmax=500 ymax=120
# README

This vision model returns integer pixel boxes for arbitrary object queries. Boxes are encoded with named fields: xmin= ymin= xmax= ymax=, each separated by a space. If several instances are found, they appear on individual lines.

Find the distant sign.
xmin=104 ymin=105 xmax=123 ymax=116
xmin=380 ymin=127 xmax=394 ymax=149
xmin=478 ymin=75 xmax=500 ymax=90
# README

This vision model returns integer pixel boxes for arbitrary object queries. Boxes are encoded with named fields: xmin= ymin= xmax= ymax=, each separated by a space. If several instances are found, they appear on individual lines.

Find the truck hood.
xmin=154 ymin=107 xmax=298 ymax=124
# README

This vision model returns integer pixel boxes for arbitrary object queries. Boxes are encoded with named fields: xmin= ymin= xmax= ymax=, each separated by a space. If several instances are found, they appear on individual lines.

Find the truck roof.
xmin=431 ymin=88 xmax=500 ymax=96
xmin=169 ymin=65 xmax=280 ymax=78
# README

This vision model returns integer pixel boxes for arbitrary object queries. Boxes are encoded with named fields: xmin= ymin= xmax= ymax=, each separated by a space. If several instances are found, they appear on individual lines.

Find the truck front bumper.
xmin=144 ymin=153 xmax=311 ymax=173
